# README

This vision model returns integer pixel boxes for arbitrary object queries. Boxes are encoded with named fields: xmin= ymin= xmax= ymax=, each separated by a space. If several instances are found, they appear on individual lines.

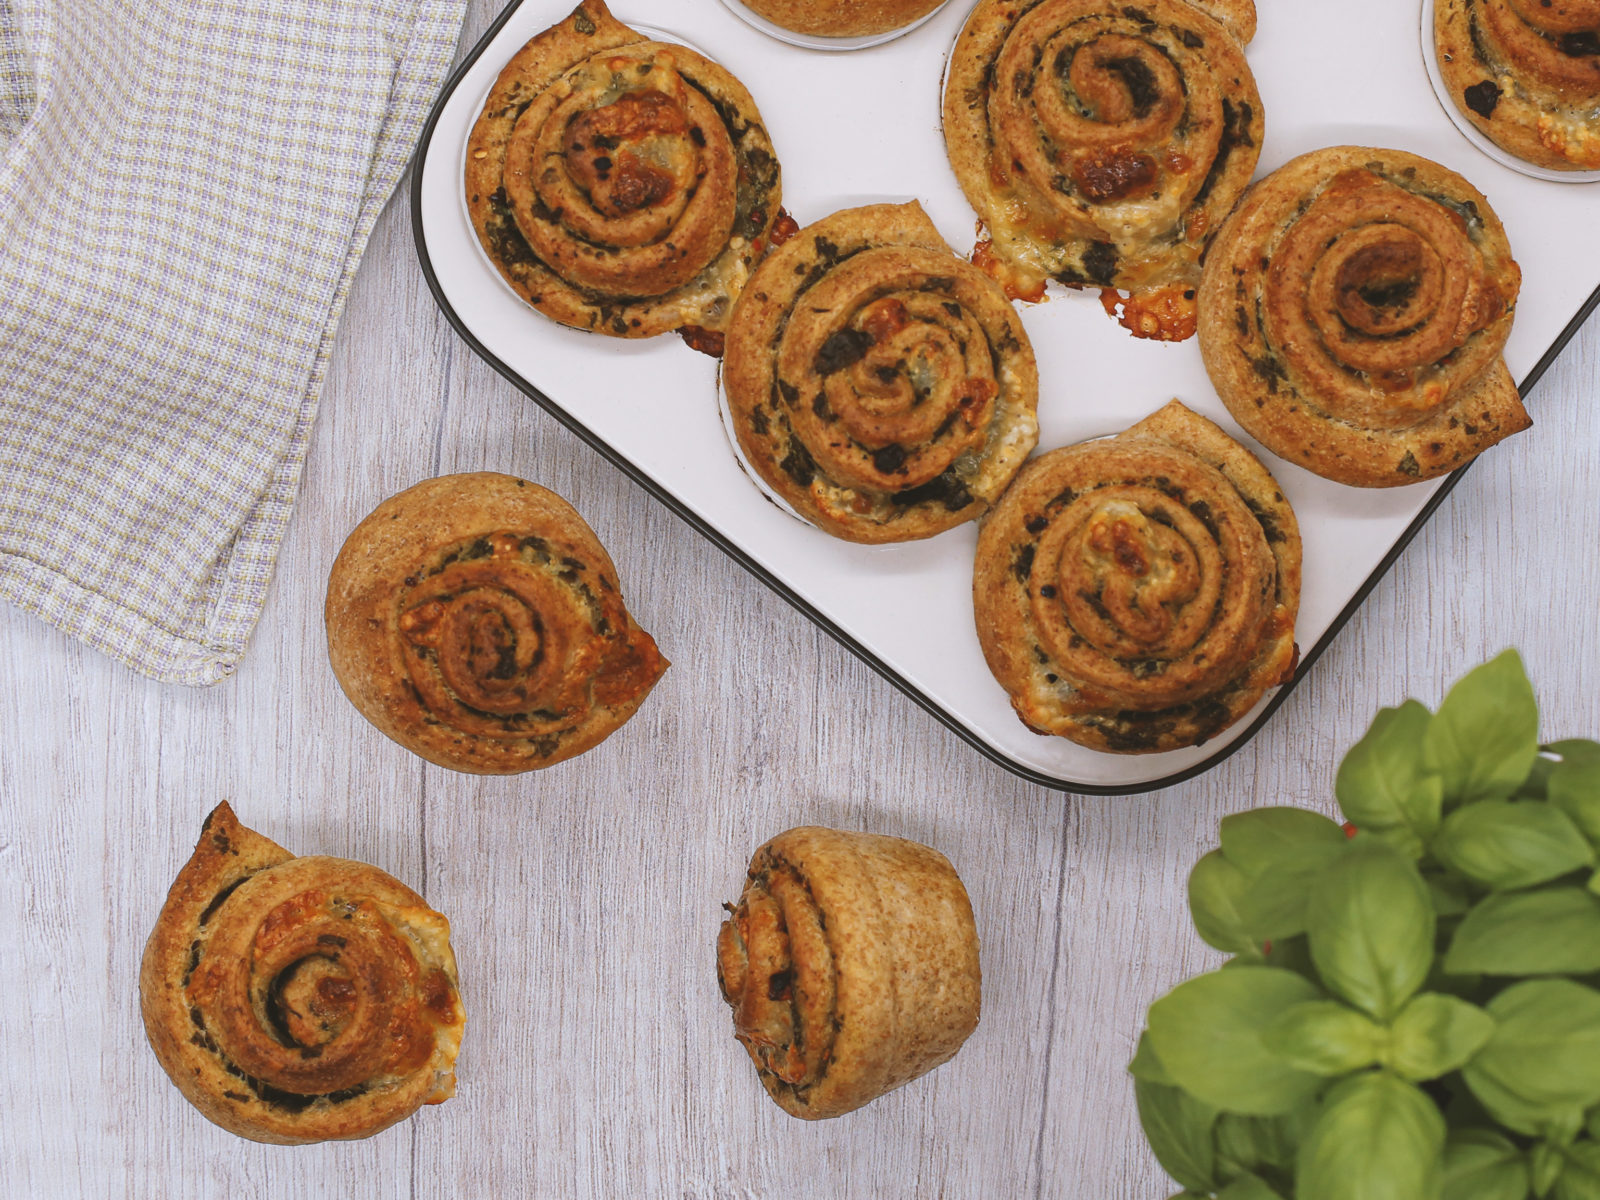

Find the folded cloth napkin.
xmin=0 ymin=0 xmax=466 ymax=684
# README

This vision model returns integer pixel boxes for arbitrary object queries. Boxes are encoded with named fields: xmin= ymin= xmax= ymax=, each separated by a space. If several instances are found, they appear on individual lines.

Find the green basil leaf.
xmin=1192 ymin=849 xmax=1264 ymax=956
xmin=1432 ymin=802 xmax=1595 ymax=891
xmin=1465 ymin=1072 xmax=1587 ymax=1142
xmin=1238 ymin=842 xmax=1350 ymax=942
xmin=1424 ymin=650 xmax=1540 ymax=809
xmin=1463 ymin=981 xmax=1600 ymax=1116
xmin=1221 ymin=808 xmax=1348 ymax=877
xmin=1388 ymin=993 xmax=1496 ymax=1082
xmin=1590 ymin=1111 xmax=1600 ymax=1142
xmin=1137 ymin=1076 xmax=1220 ymax=1193
xmin=1358 ymin=823 xmax=1430 ymax=861
xmin=1218 ymin=1176 xmax=1287 ymax=1200
xmin=1530 ymin=1142 xmax=1566 ymax=1199
xmin=1215 ymin=1109 xmax=1313 ymax=1182
xmin=1549 ymin=741 xmax=1600 ymax=847
xmin=1147 ymin=967 xmax=1325 ymax=1116
xmin=1554 ymin=1142 xmax=1600 ymax=1200
xmin=1296 ymin=1071 xmax=1447 ymax=1200
xmin=1442 ymin=1130 xmax=1529 ymax=1200
xmin=1265 ymin=1000 xmax=1385 ymax=1076
xmin=1445 ymin=889 xmax=1600 ymax=976
xmin=1308 ymin=841 xmax=1435 ymax=1020
xmin=1130 ymin=1030 xmax=1175 ymax=1085
xmin=1338 ymin=700 xmax=1445 ymax=840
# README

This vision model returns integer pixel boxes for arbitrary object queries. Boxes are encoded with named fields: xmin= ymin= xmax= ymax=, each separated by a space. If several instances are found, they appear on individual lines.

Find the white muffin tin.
xmin=414 ymin=0 xmax=1600 ymax=792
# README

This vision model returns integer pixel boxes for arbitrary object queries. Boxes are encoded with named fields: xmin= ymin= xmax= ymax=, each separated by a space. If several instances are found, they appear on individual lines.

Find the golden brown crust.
xmin=1435 ymin=0 xmax=1600 ymax=171
xmin=1197 ymin=147 xmax=1528 ymax=487
xmin=973 ymin=401 xmax=1300 ymax=754
xmin=324 ymin=473 xmax=668 ymax=773
xmin=1186 ymin=0 xmax=1255 ymax=44
xmin=738 ymin=0 xmax=944 ymax=37
xmin=942 ymin=0 xmax=1262 ymax=334
xmin=139 ymin=804 xmax=464 ymax=1144
xmin=722 ymin=202 xmax=1039 ymax=543
xmin=464 ymin=0 xmax=782 ymax=338
xmin=716 ymin=827 xmax=981 ymax=1119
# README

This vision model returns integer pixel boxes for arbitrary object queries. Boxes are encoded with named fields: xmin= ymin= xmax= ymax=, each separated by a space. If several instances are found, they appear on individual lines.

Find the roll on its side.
xmin=325 ymin=473 xmax=668 ymax=774
xmin=722 ymin=202 xmax=1039 ymax=543
xmin=464 ymin=0 xmax=782 ymax=342
xmin=1435 ymin=0 xmax=1600 ymax=172
xmin=1197 ymin=146 xmax=1527 ymax=487
xmin=139 ymin=804 xmax=464 ymax=1144
xmin=973 ymin=401 xmax=1300 ymax=754
xmin=943 ymin=0 xmax=1262 ymax=340
xmin=716 ymin=827 xmax=981 ymax=1119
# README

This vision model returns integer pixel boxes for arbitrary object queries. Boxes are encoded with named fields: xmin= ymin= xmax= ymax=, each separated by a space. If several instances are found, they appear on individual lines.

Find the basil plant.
xmin=1131 ymin=651 xmax=1600 ymax=1200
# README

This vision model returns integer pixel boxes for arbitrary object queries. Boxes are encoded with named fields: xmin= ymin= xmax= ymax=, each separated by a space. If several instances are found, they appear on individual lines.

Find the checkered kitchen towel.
xmin=0 ymin=0 xmax=465 ymax=684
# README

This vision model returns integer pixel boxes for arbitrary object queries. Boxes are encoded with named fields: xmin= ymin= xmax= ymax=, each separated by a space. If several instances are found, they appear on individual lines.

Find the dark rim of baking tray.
xmin=410 ymin=0 xmax=1600 ymax=796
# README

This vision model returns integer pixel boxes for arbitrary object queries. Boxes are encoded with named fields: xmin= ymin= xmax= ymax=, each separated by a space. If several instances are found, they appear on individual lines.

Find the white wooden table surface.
xmin=2 ymin=3 xmax=1597 ymax=1194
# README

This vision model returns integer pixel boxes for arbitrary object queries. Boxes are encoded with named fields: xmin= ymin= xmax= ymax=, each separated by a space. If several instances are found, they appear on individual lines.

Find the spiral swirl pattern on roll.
xmin=723 ymin=203 xmax=1039 ymax=542
xmin=326 ymin=473 xmax=668 ymax=773
xmin=943 ymin=0 xmax=1262 ymax=336
xmin=140 ymin=804 xmax=464 ymax=1144
xmin=465 ymin=1 xmax=782 ymax=340
xmin=973 ymin=402 xmax=1300 ymax=754
xmin=1198 ymin=147 xmax=1528 ymax=487
xmin=1436 ymin=0 xmax=1600 ymax=170
xmin=717 ymin=827 xmax=980 ymax=1120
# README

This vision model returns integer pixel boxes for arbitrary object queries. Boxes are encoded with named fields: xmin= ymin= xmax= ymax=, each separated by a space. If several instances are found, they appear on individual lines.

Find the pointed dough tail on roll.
xmin=140 ymin=804 xmax=464 ymax=1144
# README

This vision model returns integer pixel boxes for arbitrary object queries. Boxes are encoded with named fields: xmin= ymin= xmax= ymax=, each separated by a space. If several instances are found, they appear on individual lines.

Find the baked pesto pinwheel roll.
xmin=464 ymin=0 xmax=782 ymax=345
xmin=1197 ymin=147 xmax=1528 ymax=487
xmin=942 ymin=0 xmax=1261 ymax=340
xmin=722 ymin=202 xmax=1039 ymax=543
xmin=140 ymin=804 xmax=464 ymax=1144
xmin=1435 ymin=0 xmax=1600 ymax=171
xmin=325 ymin=473 xmax=668 ymax=774
xmin=716 ymin=827 xmax=981 ymax=1120
xmin=973 ymin=401 xmax=1300 ymax=753
xmin=739 ymin=0 xmax=946 ymax=37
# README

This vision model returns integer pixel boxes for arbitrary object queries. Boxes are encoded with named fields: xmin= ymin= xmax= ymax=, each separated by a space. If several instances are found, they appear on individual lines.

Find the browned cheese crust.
xmin=1197 ymin=147 xmax=1528 ymax=487
xmin=325 ymin=472 xmax=668 ymax=773
xmin=722 ymin=202 xmax=1039 ymax=543
xmin=716 ymin=826 xmax=981 ymax=1119
xmin=139 ymin=804 xmax=464 ymax=1144
xmin=973 ymin=401 xmax=1300 ymax=754
xmin=463 ymin=0 xmax=783 ymax=338
xmin=1435 ymin=0 xmax=1600 ymax=171
xmin=739 ymin=0 xmax=944 ymax=37
xmin=942 ymin=0 xmax=1262 ymax=336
